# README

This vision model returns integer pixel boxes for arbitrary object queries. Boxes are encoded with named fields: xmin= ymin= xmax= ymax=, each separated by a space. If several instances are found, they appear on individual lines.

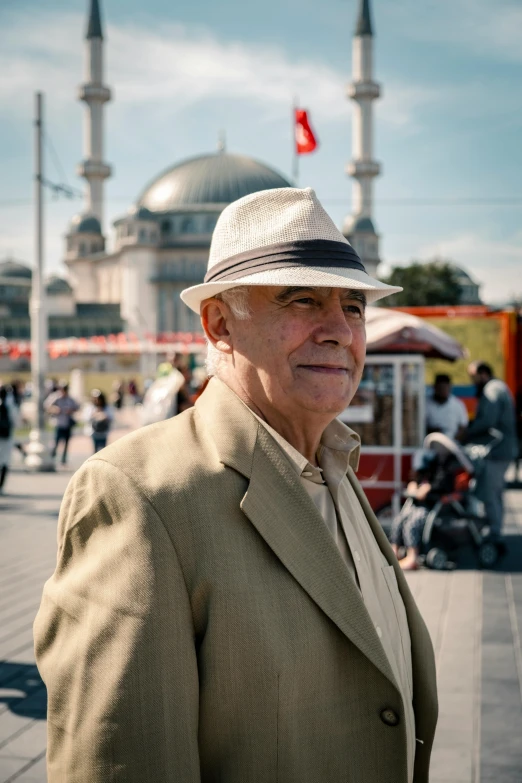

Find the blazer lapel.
xmin=197 ymin=379 xmax=397 ymax=687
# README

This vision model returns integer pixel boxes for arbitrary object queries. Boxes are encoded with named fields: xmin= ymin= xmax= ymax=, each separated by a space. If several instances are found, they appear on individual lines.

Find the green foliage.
xmin=381 ymin=260 xmax=462 ymax=306
xmin=424 ymin=317 xmax=504 ymax=385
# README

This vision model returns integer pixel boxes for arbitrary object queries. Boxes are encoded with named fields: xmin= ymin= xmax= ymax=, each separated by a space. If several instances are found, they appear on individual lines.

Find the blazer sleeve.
xmin=34 ymin=459 xmax=201 ymax=783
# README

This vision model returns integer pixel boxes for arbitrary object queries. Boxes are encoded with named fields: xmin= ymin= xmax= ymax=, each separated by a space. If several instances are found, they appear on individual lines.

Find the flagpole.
xmin=292 ymin=97 xmax=299 ymax=186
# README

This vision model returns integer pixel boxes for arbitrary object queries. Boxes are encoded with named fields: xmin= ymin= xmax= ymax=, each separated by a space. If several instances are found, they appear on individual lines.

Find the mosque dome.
xmin=0 ymin=259 xmax=32 ymax=279
xmin=127 ymin=205 xmax=156 ymax=221
xmin=46 ymin=275 xmax=73 ymax=294
xmin=136 ymin=152 xmax=292 ymax=212
xmin=69 ymin=213 xmax=102 ymax=235
xmin=443 ymin=262 xmax=477 ymax=286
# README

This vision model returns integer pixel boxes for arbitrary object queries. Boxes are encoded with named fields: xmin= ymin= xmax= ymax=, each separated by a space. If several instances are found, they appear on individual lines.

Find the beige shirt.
xmin=252 ymin=412 xmax=416 ymax=783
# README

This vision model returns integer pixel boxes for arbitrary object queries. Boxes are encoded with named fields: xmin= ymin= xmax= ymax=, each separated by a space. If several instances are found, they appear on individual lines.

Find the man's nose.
xmin=314 ymin=303 xmax=354 ymax=347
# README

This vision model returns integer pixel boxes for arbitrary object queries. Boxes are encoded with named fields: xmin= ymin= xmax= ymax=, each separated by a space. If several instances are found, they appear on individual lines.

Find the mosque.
xmin=63 ymin=0 xmax=387 ymax=341
xmin=0 ymin=0 xmax=481 ymax=344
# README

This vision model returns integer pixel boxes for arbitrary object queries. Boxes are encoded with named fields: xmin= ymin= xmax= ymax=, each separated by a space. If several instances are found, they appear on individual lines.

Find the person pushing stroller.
xmin=390 ymin=444 xmax=468 ymax=570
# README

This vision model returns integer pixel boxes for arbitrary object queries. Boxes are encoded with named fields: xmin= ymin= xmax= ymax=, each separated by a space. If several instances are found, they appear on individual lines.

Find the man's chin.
xmin=298 ymin=392 xmax=354 ymax=417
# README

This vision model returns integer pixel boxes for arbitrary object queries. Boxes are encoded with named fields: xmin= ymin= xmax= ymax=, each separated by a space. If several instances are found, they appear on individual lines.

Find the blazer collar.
xmin=196 ymin=378 xmax=397 ymax=687
xmin=195 ymin=377 xmax=258 ymax=479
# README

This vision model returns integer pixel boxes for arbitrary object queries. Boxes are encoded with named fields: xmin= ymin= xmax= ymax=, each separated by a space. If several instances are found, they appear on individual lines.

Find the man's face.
xmin=223 ymin=285 xmax=367 ymax=419
xmin=434 ymin=381 xmax=450 ymax=402
xmin=468 ymin=365 xmax=488 ymax=391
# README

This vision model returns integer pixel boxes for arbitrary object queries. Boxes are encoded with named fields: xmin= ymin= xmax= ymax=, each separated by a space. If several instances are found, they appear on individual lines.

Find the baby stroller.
xmin=413 ymin=431 xmax=506 ymax=570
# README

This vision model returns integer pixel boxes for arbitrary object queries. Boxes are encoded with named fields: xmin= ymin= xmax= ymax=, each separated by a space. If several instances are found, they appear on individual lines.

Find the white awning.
xmin=365 ymin=307 xmax=467 ymax=361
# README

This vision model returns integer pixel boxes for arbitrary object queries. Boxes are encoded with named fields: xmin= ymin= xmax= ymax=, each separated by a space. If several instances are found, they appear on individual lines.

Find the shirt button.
xmin=375 ymin=625 xmax=382 ymax=638
xmin=380 ymin=708 xmax=400 ymax=727
xmin=353 ymin=550 xmax=361 ymax=561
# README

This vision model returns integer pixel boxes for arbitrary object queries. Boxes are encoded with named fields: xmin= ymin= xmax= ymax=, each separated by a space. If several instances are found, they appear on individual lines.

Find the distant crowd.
xmin=0 ymin=353 xmax=208 ymax=493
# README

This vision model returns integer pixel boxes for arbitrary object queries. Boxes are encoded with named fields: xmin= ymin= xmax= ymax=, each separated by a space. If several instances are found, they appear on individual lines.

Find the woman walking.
xmin=86 ymin=390 xmax=112 ymax=453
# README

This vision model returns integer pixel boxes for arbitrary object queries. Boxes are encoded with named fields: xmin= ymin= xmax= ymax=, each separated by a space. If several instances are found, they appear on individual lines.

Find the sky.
xmin=0 ymin=0 xmax=521 ymax=304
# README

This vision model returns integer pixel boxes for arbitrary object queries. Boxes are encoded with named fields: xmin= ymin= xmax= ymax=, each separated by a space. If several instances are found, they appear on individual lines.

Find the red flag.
xmin=295 ymin=109 xmax=318 ymax=155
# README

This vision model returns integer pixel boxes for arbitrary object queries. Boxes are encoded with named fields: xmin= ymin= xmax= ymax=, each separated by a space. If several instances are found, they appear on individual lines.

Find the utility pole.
xmin=25 ymin=92 xmax=55 ymax=471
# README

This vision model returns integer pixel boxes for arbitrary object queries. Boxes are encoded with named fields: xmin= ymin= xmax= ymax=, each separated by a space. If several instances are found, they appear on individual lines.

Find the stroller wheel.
xmin=426 ymin=548 xmax=448 ymax=570
xmin=478 ymin=541 xmax=500 ymax=569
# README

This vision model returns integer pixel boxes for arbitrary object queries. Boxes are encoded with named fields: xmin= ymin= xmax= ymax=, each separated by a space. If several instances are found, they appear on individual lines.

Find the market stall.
xmin=340 ymin=307 xmax=467 ymax=519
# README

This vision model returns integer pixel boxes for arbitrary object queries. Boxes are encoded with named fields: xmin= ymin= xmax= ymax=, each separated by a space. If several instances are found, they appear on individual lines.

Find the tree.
xmin=380 ymin=259 xmax=462 ymax=307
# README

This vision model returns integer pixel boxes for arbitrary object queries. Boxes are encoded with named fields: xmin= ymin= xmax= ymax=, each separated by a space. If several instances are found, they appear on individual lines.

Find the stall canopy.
xmin=365 ymin=307 xmax=467 ymax=360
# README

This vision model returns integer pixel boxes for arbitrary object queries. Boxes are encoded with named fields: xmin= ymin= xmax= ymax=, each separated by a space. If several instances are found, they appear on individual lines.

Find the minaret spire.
xmin=77 ymin=0 xmax=112 ymax=230
xmin=344 ymin=0 xmax=381 ymax=277
xmin=87 ymin=0 xmax=103 ymax=39
xmin=355 ymin=0 xmax=373 ymax=36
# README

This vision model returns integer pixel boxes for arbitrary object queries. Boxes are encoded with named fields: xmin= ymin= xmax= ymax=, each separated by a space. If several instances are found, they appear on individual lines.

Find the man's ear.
xmin=201 ymin=298 xmax=233 ymax=355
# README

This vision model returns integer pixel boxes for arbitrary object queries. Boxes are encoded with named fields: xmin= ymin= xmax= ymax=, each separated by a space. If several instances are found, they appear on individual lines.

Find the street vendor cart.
xmin=340 ymin=307 xmax=467 ymax=521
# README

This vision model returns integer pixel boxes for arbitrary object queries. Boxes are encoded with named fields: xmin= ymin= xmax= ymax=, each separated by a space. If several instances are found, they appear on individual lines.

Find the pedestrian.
xmin=426 ymin=373 xmax=468 ymax=441
xmin=35 ymin=187 xmax=437 ymax=783
xmin=127 ymin=378 xmax=140 ymax=405
xmin=9 ymin=379 xmax=24 ymax=408
xmin=111 ymin=379 xmax=124 ymax=410
xmin=85 ymin=389 xmax=112 ymax=453
xmin=45 ymin=383 xmax=79 ymax=466
xmin=463 ymin=361 xmax=518 ymax=538
xmin=0 ymin=385 xmax=16 ymax=494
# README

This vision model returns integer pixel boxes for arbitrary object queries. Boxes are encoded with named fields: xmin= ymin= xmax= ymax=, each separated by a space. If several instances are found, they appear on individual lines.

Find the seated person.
xmin=390 ymin=449 xmax=464 ymax=571
xmin=426 ymin=373 xmax=468 ymax=441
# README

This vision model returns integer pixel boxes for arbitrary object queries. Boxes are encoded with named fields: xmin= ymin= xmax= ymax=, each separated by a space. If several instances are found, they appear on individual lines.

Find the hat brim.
xmin=181 ymin=267 xmax=402 ymax=313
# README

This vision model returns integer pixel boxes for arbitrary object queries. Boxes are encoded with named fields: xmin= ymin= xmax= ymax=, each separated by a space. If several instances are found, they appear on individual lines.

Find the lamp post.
xmin=24 ymin=92 xmax=55 ymax=471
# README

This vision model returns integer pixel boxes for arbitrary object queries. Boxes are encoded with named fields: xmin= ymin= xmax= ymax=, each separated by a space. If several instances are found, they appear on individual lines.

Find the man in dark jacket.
xmin=465 ymin=362 xmax=517 ymax=536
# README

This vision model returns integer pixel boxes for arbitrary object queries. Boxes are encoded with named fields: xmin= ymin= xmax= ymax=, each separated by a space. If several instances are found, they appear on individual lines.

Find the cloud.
xmin=396 ymin=231 xmax=522 ymax=303
xmin=0 ymin=9 xmax=438 ymax=129
xmin=389 ymin=0 xmax=522 ymax=65
xmin=0 ymin=200 xmax=71 ymax=273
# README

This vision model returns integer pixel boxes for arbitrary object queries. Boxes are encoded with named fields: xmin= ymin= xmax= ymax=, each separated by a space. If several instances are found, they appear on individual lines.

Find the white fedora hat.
xmin=181 ymin=186 xmax=402 ymax=313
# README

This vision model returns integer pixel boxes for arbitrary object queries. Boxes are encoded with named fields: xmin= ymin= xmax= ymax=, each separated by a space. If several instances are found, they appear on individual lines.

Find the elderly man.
xmin=35 ymin=188 xmax=437 ymax=783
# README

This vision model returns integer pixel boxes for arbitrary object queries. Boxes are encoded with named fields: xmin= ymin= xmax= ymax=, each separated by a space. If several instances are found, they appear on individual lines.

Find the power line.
xmin=0 ymin=195 xmax=521 ymax=209
xmin=43 ymin=130 xmax=71 ymax=190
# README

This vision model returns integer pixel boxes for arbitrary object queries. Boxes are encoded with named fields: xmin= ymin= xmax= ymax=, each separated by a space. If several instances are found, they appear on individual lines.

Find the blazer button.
xmin=380 ymin=708 xmax=400 ymax=727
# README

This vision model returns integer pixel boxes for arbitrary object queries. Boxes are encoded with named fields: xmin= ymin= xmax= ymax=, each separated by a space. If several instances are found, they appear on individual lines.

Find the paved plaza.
xmin=0 ymin=433 xmax=521 ymax=782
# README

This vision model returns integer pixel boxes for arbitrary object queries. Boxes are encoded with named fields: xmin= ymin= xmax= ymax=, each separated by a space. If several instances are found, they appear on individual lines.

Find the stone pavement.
xmin=0 ymin=432 xmax=521 ymax=781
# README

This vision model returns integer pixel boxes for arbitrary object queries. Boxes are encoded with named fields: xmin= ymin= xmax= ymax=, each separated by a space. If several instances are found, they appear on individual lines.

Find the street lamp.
xmin=24 ymin=92 xmax=55 ymax=471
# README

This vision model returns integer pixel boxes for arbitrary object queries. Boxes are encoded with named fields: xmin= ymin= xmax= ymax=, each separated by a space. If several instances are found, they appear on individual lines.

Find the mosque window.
xmin=181 ymin=217 xmax=195 ymax=233
xmin=158 ymin=287 xmax=167 ymax=333
xmin=188 ymin=259 xmax=206 ymax=280
xmin=205 ymin=215 xmax=217 ymax=232
xmin=79 ymin=242 xmax=86 ymax=256
xmin=139 ymin=229 xmax=146 ymax=243
xmin=161 ymin=219 xmax=171 ymax=235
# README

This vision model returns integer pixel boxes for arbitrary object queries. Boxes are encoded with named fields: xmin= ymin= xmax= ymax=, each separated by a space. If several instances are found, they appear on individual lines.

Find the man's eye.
xmin=344 ymin=304 xmax=364 ymax=317
xmin=294 ymin=297 xmax=316 ymax=305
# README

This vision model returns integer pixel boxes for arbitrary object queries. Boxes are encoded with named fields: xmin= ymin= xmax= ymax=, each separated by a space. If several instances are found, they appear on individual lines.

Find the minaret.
xmin=344 ymin=0 xmax=381 ymax=277
xmin=77 ymin=0 xmax=112 ymax=231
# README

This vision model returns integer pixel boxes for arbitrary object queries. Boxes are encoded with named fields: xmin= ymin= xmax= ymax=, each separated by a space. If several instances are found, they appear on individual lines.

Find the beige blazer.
xmin=35 ymin=378 xmax=438 ymax=783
